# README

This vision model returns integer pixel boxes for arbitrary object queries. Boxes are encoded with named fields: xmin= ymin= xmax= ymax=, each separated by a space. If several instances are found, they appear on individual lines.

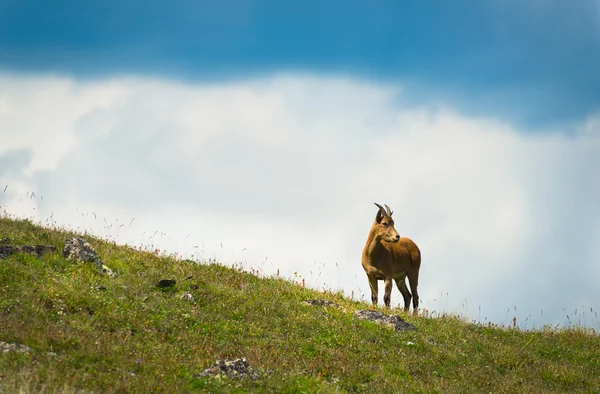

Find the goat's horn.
xmin=374 ymin=202 xmax=386 ymax=214
xmin=384 ymin=204 xmax=392 ymax=216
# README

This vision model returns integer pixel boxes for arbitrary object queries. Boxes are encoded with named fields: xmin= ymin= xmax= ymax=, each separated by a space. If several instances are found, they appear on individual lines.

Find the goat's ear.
xmin=374 ymin=203 xmax=386 ymax=223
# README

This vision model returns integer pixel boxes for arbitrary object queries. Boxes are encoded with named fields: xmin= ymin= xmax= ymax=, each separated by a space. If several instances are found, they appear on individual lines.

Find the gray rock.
xmin=180 ymin=292 xmax=195 ymax=302
xmin=303 ymin=299 xmax=340 ymax=308
xmin=198 ymin=358 xmax=260 ymax=380
xmin=0 ymin=342 xmax=64 ymax=361
xmin=354 ymin=310 xmax=416 ymax=331
xmin=0 ymin=244 xmax=57 ymax=259
xmin=0 ymin=341 xmax=33 ymax=354
xmin=63 ymin=238 xmax=116 ymax=277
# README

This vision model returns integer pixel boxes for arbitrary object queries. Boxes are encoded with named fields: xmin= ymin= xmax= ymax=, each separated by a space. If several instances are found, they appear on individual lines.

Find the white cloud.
xmin=1 ymin=72 xmax=599 ymax=330
xmin=0 ymin=73 xmax=128 ymax=173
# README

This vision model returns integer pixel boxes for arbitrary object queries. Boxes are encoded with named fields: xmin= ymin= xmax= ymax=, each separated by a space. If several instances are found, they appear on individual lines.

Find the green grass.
xmin=1 ymin=216 xmax=599 ymax=393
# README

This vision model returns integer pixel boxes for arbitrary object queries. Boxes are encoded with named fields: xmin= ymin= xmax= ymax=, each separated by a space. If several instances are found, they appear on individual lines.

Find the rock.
xmin=198 ymin=358 xmax=260 ymax=380
xmin=180 ymin=292 xmax=195 ymax=302
xmin=0 ymin=244 xmax=57 ymax=259
xmin=22 ymin=245 xmax=58 ymax=256
xmin=156 ymin=279 xmax=176 ymax=288
xmin=63 ymin=238 xmax=116 ymax=277
xmin=63 ymin=238 xmax=99 ymax=262
xmin=303 ymin=299 xmax=340 ymax=308
xmin=0 ymin=246 xmax=11 ymax=259
xmin=354 ymin=310 xmax=416 ymax=331
xmin=0 ymin=341 xmax=33 ymax=354
xmin=0 ymin=342 xmax=64 ymax=361
xmin=46 ymin=351 xmax=62 ymax=360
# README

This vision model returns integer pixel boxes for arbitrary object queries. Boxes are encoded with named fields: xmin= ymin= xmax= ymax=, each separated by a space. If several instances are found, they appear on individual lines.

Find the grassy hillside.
xmin=1 ymin=216 xmax=599 ymax=393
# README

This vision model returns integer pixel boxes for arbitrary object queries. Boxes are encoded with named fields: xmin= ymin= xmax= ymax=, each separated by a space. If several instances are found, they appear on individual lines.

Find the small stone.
xmin=197 ymin=358 xmax=260 ymax=380
xmin=302 ymin=299 xmax=340 ymax=308
xmin=100 ymin=265 xmax=116 ymax=277
xmin=157 ymin=279 xmax=176 ymax=288
xmin=46 ymin=352 xmax=61 ymax=360
xmin=181 ymin=292 xmax=194 ymax=302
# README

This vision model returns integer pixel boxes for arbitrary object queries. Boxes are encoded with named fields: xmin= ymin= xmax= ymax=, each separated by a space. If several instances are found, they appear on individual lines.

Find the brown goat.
xmin=361 ymin=203 xmax=421 ymax=312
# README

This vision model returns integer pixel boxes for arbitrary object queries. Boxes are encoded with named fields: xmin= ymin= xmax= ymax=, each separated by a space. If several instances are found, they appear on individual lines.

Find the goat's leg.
xmin=383 ymin=278 xmax=393 ymax=308
xmin=408 ymin=270 xmax=420 ymax=314
xmin=368 ymin=275 xmax=379 ymax=306
xmin=394 ymin=277 xmax=412 ymax=312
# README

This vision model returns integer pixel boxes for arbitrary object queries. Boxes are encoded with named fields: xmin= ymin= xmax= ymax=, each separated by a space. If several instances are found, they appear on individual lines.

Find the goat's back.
xmin=387 ymin=237 xmax=421 ymax=268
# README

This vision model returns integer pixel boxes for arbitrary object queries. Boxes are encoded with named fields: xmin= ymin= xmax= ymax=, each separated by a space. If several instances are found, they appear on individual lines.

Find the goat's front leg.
xmin=383 ymin=278 xmax=393 ymax=308
xmin=368 ymin=275 xmax=379 ymax=305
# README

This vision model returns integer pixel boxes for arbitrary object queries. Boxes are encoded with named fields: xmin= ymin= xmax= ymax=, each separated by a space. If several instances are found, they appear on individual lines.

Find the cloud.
xmin=0 ymin=73 xmax=126 ymax=172
xmin=0 ymin=149 xmax=33 ymax=177
xmin=1 ymin=72 xmax=599 ymax=329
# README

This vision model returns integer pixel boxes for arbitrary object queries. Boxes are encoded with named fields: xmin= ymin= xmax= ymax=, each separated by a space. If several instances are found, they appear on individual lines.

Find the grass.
xmin=1 ymin=216 xmax=599 ymax=393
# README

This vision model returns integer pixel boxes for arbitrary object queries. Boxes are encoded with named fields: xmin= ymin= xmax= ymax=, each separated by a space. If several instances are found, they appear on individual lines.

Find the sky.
xmin=1 ymin=1 xmax=599 ymax=330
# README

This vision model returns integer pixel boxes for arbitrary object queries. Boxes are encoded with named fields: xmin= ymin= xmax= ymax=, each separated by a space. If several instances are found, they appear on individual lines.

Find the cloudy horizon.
xmin=1 ymin=1 xmax=599 ymax=330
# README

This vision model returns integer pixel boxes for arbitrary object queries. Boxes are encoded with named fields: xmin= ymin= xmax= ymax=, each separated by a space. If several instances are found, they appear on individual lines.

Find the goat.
xmin=361 ymin=203 xmax=421 ymax=312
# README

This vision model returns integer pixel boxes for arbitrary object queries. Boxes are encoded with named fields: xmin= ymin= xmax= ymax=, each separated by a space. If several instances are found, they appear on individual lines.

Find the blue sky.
xmin=1 ymin=1 xmax=598 ymax=127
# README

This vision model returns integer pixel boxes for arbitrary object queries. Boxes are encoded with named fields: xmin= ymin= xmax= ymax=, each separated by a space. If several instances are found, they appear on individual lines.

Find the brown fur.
xmin=361 ymin=203 xmax=421 ymax=312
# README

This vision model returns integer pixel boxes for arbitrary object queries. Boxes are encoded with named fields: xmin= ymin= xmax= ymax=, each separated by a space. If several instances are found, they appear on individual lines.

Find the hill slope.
xmin=0 ymin=217 xmax=599 ymax=393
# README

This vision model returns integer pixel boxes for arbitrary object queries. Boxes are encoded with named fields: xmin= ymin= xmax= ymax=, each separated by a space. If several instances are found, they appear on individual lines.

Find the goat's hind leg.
xmin=408 ymin=271 xmax=420 ymax=314
xmin=394 ymin=277 xmax=412 ymax=311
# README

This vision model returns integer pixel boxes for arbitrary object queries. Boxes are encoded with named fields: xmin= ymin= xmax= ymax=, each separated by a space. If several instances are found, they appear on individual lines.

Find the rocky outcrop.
xmin=354 ymin=310 xmax=416 ymax=331
xmin=0 ymin=244 xmax=57 ymax=259
xmin=0 ymin=341 xmax=33 ymax=354
xmin=63 ymin=238 xmax=116 ymax=277
xmin=0 ymin=341 xmax=62 ymax=361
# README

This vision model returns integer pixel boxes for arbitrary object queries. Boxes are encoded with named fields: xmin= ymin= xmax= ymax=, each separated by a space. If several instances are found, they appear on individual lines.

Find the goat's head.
xmin=373 ymin=203 xmax=400 ymax=243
